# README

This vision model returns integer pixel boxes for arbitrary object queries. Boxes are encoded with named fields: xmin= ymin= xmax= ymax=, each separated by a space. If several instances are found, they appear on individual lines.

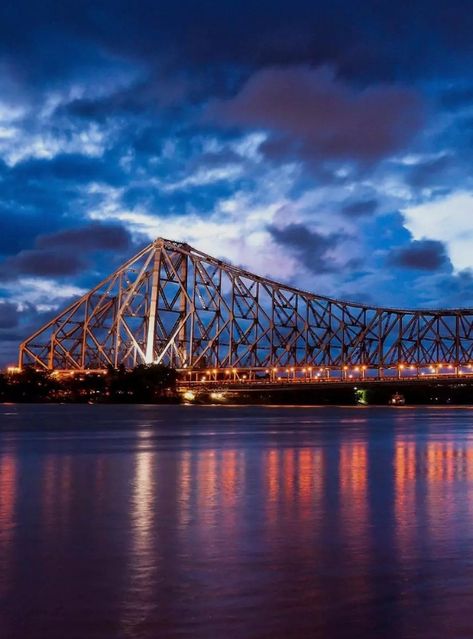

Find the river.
xmin=1 ymin=404 xmax=473 ymax=638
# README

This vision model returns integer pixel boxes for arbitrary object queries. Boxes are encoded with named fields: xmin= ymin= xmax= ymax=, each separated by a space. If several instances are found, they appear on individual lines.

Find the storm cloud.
xmin=388 ymin=239 xmax=450 ymax=271
xmin=36 ymin=222 xmax=133 ymax=252
xmin=210 ymin=66 xmax=425 ymax=163
xmin=268 ymin=222 xmax=353 ymax=275
xmin=0 ymin=222 xmax=135 ymax=280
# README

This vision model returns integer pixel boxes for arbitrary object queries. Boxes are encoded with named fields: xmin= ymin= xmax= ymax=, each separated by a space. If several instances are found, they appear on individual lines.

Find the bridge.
xmin=18 ymin=237 xmax=473 ymax=388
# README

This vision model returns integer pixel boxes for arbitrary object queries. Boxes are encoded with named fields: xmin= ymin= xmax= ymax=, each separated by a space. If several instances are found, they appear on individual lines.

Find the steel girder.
xmin=18 ymin=237 xmax=473 ymax=372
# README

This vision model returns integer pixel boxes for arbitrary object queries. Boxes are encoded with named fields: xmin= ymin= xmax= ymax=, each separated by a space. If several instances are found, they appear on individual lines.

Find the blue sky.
xmin=1 ymin=0 xmax=473 ymax=365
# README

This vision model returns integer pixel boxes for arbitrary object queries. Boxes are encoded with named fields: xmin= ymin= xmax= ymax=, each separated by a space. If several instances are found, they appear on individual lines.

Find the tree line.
xmin=0 ymin=364 xmax=178 ymax=403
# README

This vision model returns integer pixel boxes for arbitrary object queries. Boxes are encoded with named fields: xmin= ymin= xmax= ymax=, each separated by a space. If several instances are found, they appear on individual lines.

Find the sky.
xmin=1 ymin=0 xmax=473 ymax=365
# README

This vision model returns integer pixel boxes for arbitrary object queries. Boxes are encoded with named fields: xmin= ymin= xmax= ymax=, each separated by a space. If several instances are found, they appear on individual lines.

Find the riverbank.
xmin=3 ymin=365 xmax=473 ymax=405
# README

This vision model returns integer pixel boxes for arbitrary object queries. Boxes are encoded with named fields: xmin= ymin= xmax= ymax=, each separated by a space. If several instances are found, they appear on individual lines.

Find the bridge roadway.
xmin=178 ymin=371 xmax=473 ymax=393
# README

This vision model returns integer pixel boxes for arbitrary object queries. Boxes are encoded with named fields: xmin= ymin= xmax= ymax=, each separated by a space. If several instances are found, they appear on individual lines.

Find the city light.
xmin=175 ymin=360 xmax=473 ymax=390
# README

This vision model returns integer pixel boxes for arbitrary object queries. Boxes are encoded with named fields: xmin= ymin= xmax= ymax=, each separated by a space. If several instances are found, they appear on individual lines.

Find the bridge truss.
xmin=19 ymin=237 xmax=473 ymax=376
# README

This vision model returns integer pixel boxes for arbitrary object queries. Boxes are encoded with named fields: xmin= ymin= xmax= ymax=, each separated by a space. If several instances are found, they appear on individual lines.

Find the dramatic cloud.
xmin=0 ymin=250 xmax=86 ymax=279
xmin=0 ymin=301 xmax=20 ymax=329
xmin=267 ymin=223 xmax=353 ymax=274
xmin=36 ymin=222 xmax=133 ymax=251
xmin=341 ymin=199 xmax=378 ymax=217
xmin=388 ymin=239 xmax=449 ymax=271
xmin=0 ymin=222 xmax=135 ymax=281
xmin=2 ymin=0 xmax=473 ymax=87
xmin=209 ymin=66 xmax=425 ymax=164
xmin=402 ymin=192 xmax=473 ymax=271
xmin=2 ymin=1 xmax=473 ymax=364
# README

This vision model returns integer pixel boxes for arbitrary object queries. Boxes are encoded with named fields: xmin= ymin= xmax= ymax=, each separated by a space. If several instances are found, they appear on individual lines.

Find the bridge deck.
xmin=178 ymin=372 xmax=473 ymax=392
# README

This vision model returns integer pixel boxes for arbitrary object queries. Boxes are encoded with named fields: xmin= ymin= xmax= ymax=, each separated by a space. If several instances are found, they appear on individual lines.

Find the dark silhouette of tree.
xmin=125 ymin=364 xmax=178 ymax=402
xmin=1 ymin=363 xmax=178 ymax=403
xmin=5 ymin=366 xmax=57 ymax=401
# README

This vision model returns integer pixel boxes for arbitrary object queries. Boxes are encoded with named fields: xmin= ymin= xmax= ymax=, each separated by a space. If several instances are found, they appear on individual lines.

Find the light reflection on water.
xmin=0 ymin=451 xmax=16 ymax=600
xmin=121 ymin=448 xmax=157 ymax=635
xmin=1 ymin=405 xmax=473 ymax=638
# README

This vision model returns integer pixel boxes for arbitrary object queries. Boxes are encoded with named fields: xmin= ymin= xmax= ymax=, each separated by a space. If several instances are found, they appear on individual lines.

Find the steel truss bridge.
xmin=19 ymin=237 xmax=473 ymax=384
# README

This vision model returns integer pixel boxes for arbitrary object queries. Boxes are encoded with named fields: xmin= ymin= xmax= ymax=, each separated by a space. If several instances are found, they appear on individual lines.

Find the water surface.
xmin=1 ymin=404 xmax=473 ymax=638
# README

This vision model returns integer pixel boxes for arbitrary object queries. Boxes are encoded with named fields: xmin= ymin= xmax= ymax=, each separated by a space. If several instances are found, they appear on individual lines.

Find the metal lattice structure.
xmin=19 ymin=237 xmax=473 ymax=373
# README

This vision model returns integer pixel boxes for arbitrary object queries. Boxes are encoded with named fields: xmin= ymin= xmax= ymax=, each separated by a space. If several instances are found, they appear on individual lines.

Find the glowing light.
xmin=183 ymin=390 xmax=195 ymax=401
xmin=6 ymin=366 xmax=20 ymax=374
